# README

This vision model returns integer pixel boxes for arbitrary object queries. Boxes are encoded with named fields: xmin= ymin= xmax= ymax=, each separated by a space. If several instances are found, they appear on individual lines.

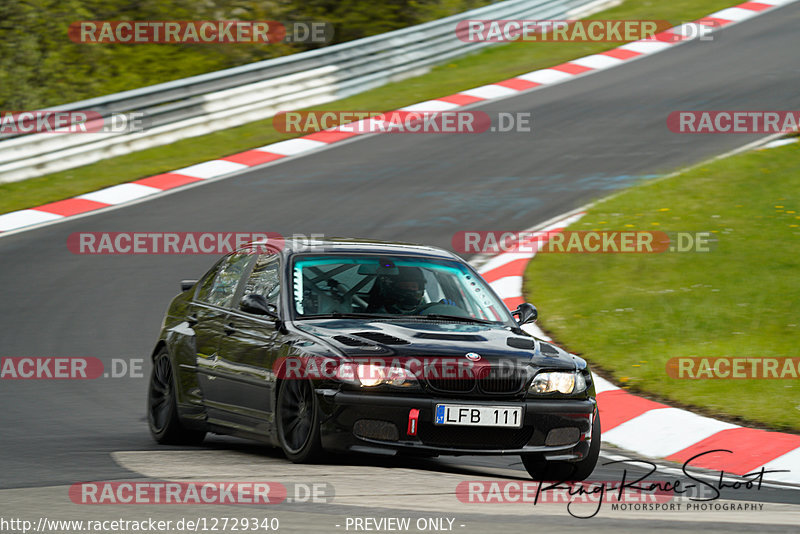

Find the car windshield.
xmin=292 ymin=255 xmax=513 ymax=324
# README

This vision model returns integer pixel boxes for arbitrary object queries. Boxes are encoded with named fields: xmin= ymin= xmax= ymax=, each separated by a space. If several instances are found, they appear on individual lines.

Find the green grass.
xmin=524 ymin=142 xmax=800 ymax=432
xmin=0 ymin=0 xmax=737 ymax=215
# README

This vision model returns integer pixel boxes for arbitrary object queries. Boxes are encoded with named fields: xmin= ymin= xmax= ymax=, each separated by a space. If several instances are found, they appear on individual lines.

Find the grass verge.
xmin=0 ymin=0 xmax=737 ymax=215
xmin=524 ymin=141 xmax=800 ymax=432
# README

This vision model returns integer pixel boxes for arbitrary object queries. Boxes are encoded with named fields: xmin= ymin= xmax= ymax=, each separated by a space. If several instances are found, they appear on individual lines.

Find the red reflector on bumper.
xmin=408 ymin=408 xmax=420 ymax=436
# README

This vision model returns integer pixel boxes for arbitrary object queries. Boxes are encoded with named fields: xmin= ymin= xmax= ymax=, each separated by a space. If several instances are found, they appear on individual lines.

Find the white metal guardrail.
xmin=0 ymin=0 xmax=605 ymax=184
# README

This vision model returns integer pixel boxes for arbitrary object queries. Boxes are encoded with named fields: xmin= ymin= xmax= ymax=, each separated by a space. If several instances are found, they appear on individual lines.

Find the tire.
xmin=276 ymin=378 xmax=324 ymax=463
xmin=521 ymin=411 xmax=601 ymax=481
xmin=147 ymin=348 xmax=206 ymax=445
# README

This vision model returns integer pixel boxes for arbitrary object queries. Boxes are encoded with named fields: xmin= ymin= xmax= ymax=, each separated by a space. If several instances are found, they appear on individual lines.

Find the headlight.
xmin=529 ymin=371 xmax=586 ymax=394
xmin=355 ymin=363 xmax=418 ymax=388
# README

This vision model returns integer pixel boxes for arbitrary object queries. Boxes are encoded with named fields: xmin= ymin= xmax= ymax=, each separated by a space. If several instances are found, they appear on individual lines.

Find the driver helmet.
xmin=378 ymin=266 xmax=426 ymax=313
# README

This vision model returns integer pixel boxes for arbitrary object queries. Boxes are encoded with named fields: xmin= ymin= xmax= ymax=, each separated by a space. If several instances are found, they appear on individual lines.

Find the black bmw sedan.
xmin=147 ymin=238 xmax=600 ymax=480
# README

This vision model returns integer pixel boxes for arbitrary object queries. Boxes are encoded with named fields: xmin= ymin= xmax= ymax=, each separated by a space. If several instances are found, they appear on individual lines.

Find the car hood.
xmin=292 ymin=318 xmax=577 ymax=371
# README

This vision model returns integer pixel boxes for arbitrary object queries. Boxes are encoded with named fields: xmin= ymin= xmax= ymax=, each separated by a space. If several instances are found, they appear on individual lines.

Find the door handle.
xmin=224 ymin=323 xmax=236 ymax=335
xmin=187 ymin=314 xmax=198 ymax=326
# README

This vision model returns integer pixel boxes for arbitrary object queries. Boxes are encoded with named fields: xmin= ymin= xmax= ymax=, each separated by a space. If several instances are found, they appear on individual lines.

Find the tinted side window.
xmin=196 ymin=252 xmax=253 ymax=308
xmin=194 ymin=258 xmax=225 ymax=301
xmin=241 ymin=253 xmax=281 ymax=306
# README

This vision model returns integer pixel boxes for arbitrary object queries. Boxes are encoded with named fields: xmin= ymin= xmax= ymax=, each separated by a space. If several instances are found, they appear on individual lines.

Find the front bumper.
xmin=317 ymin=389 xmax=597 ymax=459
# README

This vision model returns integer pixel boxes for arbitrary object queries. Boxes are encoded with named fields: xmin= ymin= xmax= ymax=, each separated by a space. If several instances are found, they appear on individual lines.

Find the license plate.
xmin=434 ymin=404 xmax=523 ymax=428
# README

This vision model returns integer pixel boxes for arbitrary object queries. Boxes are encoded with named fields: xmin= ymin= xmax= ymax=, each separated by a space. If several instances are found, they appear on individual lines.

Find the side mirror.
xmin=181 ymin=279 xmax=198 ymax=291
xmin=240 ymin=294 xmax=279 ymax=319
xmin=512 ymin=303 xmax=538 ymax=325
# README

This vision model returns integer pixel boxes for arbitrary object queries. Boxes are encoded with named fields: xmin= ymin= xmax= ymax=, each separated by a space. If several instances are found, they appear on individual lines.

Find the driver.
xmin=372 ymin=266 xmax=427 ymax=314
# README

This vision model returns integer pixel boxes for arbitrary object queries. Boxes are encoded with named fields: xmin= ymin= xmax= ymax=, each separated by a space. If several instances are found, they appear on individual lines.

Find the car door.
xmin=214 ymin=252 xmax=283 ymax=434
xmin=191 ymin=251 xmax=254 ymax=419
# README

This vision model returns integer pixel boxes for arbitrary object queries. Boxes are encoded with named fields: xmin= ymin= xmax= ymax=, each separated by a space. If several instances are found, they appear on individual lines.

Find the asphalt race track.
xmin=1 ymin=2 xmax=799 ymax=531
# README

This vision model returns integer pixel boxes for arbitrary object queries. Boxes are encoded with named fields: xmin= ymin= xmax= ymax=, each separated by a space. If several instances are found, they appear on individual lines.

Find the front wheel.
xmin=276 ymin=379 xmax=324 ymax=463
xmin=147 ymin=349 xmax=206 ymax=445
xmin=521 ymin=411 xmax=601 ymax=481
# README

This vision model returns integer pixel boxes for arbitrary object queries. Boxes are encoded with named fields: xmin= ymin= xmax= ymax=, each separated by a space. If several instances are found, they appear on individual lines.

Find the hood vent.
xmin=539 ymin=343 xmax=560 ymax=355
xmin=506 ymin=337 xmax=536 ymax=349
xmin=352 ymin=332 xmax=410 ymax=345
xmin=334 ymin=335 xmax=369 ymax=347
xmin=415 ymin=333 xmax=486 ymax=342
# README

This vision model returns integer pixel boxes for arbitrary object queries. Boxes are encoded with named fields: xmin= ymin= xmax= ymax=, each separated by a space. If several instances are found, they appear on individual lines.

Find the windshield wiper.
xmin=299 ymin=312 xmax=397 ymax=320
xmin=299 ymin=312 xmax=500 ymax=324
xmin=407 ymin=314 xmax=497 ymax=324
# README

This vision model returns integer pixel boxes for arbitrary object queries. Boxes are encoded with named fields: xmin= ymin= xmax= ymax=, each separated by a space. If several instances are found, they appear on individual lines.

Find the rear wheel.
xmin=276 ymin=379 xmax=324 ymax=462
xmin=521 ymin=412 xmax=601 ymax=481
xmin=147 ymin=349 xmax=206 ymax=445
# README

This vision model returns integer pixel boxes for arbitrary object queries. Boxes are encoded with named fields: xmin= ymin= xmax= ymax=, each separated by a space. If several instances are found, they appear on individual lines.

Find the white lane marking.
xmin=173 ymin=160 xmax=247 ymax=179
xmin=255 ymin=138 xmax=327 ymax=155
xmin=399 ymin=100 xmax=461 ymax=111
xmin=570 ymin=54 xmax=625 ymax=69
xmin=78 ymin=183 xmax=161 ymax=205
xmin=603 ymin=408 xmax=739 ymax=458
xmin=488 ymin=275 xmax=523 ymax=299
xmin=760 ymin=137 xmax=799 ymax=149
xmin=592 ymin=374 xmax=620 ymax=394
xmin=517 ymin=69 xmax=574 ymax=84
xmin=760 ymin=448 xmax=800 ymax=484
xmin=0 ymin=209 xmax=62 ymax=231
xmin=619 ymin=40 xmax=675 ymax=54
xmin=711 ymin=7 xmax=762 ymax=20
xmin=479 ymin=251 xmax=536 ymax=274
xmin=459 ymin=85 xmax=519 ymax=99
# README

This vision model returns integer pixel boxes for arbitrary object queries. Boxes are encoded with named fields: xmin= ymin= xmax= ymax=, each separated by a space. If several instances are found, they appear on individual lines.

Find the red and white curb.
xmin=0 ymin=0 xmax=797 ymax=236
xmin=476 ymin=211 xmax=800 ymax=484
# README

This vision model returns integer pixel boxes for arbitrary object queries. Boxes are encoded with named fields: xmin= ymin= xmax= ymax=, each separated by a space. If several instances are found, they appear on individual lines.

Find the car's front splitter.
xmin=317 ymin=389 xmax=596 ymax=459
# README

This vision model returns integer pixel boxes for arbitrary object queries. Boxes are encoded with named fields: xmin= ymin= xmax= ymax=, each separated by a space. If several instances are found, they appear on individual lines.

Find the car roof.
xmin=247 ymin=237 xmax=462 ymax=261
